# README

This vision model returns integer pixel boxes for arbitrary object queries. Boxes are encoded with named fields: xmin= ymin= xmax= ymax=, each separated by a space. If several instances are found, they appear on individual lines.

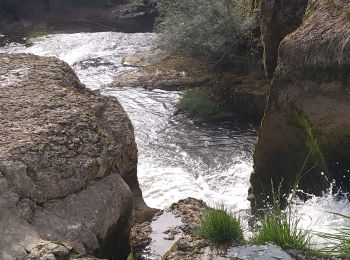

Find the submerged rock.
xmin=251 ymin=0 xmax=350 ymax=210
xmin=0 ymin=53 xmax=154 ymax=259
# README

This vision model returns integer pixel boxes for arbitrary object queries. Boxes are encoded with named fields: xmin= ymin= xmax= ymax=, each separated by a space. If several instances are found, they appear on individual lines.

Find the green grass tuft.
xmin=251 ymin=208 xmax=312 ymax=251
xmin=251 ymin=188 xmax=312 ymax=252
xmin=197 ymin=207 xmax=243 ymax=244
xmin=344 ymin=8 xmax=350 ymax=19
xmin=178 ymin=90 xmax=232 ymax=120
xmin=316 ymin=213 xmax=350 ymax=258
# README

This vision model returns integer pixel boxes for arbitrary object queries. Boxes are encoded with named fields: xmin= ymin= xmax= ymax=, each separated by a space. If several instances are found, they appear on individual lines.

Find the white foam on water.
xmin=138 ymin=160 xmax=253 ymax=210
xmin=290 ymin=187 xmax=350 ymax=245
xmin=1 ymin=32 xmax=350 ymax=244
xmin=0 ymin=32 xmax=157 ymax=89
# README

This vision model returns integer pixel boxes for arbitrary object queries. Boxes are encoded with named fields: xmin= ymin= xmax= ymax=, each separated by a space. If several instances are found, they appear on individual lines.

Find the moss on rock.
xmin=251 ymin=0 xmax=350 ymax=211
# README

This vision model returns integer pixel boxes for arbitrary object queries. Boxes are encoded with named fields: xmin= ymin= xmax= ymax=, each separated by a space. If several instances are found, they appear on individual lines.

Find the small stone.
xmin=163 ymin=234 xmax=175 ymax=240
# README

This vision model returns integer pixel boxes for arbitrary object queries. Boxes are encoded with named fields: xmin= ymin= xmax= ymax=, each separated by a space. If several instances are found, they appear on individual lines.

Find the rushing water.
xmin=1 ymin=32 xmax=350 ymax=240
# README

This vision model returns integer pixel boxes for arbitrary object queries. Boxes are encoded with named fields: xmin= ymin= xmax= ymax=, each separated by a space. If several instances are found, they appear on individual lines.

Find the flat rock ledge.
xmin=0 ymin=53 xmax=152 ymax=259
xmin=130 ymin=198 xmax=209 ymax=260
xmin=112 ymin=51 xmax=212 ymax=91
xmin=130 ymin=198 xmax=307 ymax=260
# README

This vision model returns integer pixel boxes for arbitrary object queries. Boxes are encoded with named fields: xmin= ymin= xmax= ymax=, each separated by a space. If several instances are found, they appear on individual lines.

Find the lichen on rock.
xmin=0 ymin=53 xmax=154 ymax=259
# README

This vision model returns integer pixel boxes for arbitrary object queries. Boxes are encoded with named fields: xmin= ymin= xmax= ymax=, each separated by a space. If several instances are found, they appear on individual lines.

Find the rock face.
xmin=0 ymin=53 xmax=152 ymax=259
xmin=260 ymin=0 xmax=308 ymax=78
xmin=0 ymin=0 xmax=156 ymax=35
xmin=250 ymin=0 xmax=350 ymax=210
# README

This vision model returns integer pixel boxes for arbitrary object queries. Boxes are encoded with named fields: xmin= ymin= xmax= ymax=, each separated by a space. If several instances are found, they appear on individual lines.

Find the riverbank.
xmin=112 ymin=49 xmax=268 ymax=122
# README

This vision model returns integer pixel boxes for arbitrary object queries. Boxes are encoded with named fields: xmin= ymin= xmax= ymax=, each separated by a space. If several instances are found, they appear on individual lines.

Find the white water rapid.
xmin=1 ymin=32 xmax=349 ymax=243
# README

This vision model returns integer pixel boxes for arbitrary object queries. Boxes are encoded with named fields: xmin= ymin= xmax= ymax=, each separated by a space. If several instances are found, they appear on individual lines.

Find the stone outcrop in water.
xmin=0 ymin=0 xmax=156 ymax=35
xmin=250 ymin=0 xmax=350 ymax=210
xmin=0 ymin=53 xmax=154 ymax=259
xmin=113 ymin=50 xmax=269 ymax=122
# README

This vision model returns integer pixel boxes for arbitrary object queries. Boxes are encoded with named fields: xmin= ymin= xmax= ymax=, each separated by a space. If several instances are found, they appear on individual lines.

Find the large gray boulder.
xmin=0 ymin=53 xmax=153 ymax=259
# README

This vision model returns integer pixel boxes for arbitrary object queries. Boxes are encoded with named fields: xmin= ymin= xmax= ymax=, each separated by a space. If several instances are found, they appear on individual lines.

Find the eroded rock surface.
xmin=251 ymin=0 xmax=350 ymax=210
xmin=0 ymin=53 xmax=153 ymax=259
xmin=260 ymin=0 xmax=308 ymax=78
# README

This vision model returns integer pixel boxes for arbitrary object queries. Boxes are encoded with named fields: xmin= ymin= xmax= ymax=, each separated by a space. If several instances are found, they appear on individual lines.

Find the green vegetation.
xmin=197 ymin=207 xmax=243 ymax=244
xmin=344 ymin=8 xmax=350 ymax=19
xmin=26 ymin=31 xmax=50 ymax=40
xmin=251 ymin=184 xmax=312 ymax=251
xmin=178 ymin=91 xmax=219 ymax=118
xmin=291 ymin=109 xmax=327 ymax=174
xmin=251 ymin=207 xmax=312 ymax=251
xmin=127 ymin=252 xmax=136 ymax=260
xmin=178 ymin=90 xmax=232 ymax=120
xmin=155 ymin=0 xmax=250 ymax=60
xmin=316 ymin=213 xmax=350 ymax=258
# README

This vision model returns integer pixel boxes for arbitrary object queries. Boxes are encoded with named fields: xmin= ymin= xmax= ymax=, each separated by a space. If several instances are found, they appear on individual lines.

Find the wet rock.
xmin=129 ymin=198 xmax=207 ymax=259
xmin=0 ymin=53 xmax=153 ymax=259
xmin=251 ymin=0 xmax=350 ymax=210
xmin=226 ymin=244 xmax=294 ymax=260
xmin=113 ymin=51 xmax=211 ymax=91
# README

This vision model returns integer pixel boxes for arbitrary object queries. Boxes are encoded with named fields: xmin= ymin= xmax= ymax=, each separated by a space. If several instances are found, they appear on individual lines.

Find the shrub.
xmin=197 ymin=207 xmax=243 ymax=244
xmin=155 ymin=0 xmax=250 ymax=60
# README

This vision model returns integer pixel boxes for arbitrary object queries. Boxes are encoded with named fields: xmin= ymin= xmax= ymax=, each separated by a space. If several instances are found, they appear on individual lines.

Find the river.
xmin=1 ymin=32 xmax=350 ymax=241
